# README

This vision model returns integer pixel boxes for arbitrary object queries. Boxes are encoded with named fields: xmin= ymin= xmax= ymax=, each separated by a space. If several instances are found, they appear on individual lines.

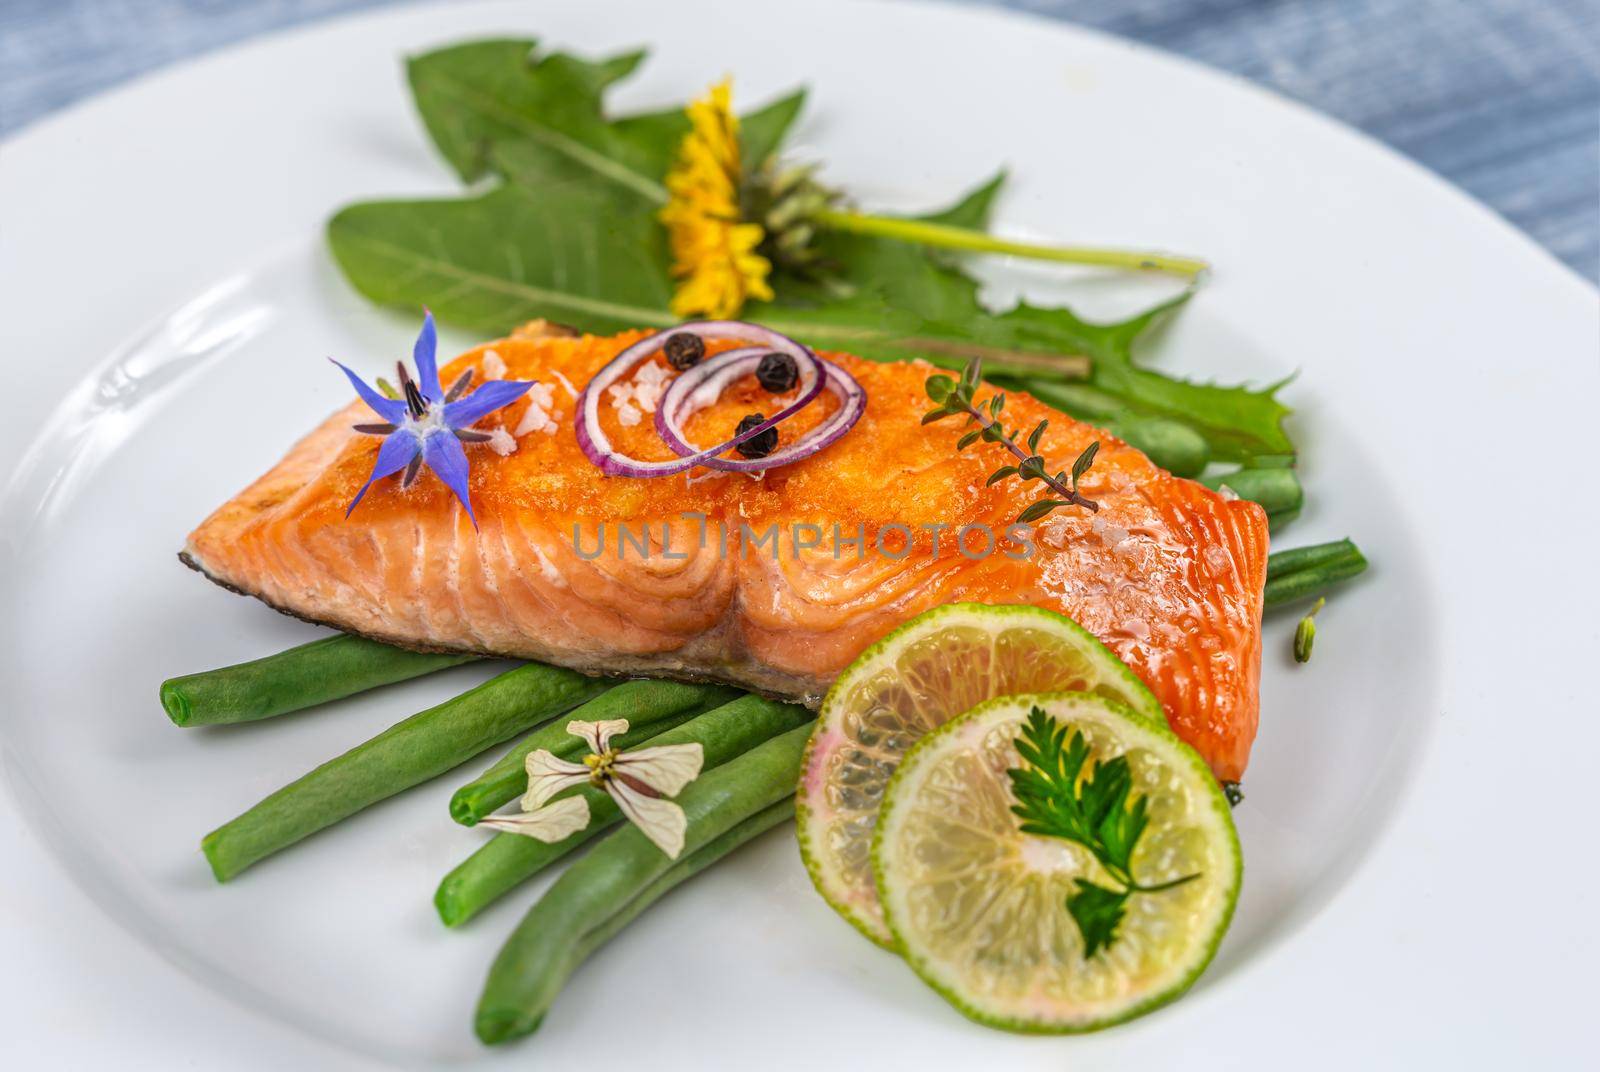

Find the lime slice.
xmin=874 ymin=692 xmax=1239 ymax=1032
xmin=796 ymin=603 xmax=1164 ymax=946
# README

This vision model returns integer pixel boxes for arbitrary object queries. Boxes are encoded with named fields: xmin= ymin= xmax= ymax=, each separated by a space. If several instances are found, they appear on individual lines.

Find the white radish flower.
xmin=477 ymin=718 xmax=704 ymax=859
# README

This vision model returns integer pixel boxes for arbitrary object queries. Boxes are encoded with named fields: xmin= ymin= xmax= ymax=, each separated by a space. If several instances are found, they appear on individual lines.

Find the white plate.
xmin=1 ymin=1 xmax=1595 ymax=1067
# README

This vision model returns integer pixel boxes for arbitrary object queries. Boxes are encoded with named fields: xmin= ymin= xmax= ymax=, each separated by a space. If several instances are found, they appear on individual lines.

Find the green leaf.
xmin=739 ymin=89 xmax=807 ymax=173
xmin=1005 ymin=293 xmax=1294 ymax=463
xmin=1026 ymin=420 xmax=1047 ymax=453
xmin=956 ymin=429 xmax=981 ymax=451
xmin=1066 ymin=880 xmax=1130 ymax=959
xmin=1082 ymin=756 xmax=1141 ymax=873
xmin=327 ymin=184 xmax=677 ymax=336
xmin=985 ymin=465 xmax=1019 ymax=486
xmin=961 ymin=357 xmax=983 ymax=392
xmin=925 ymin=375 xmax=955 ymax=402
xmin=407 ymin=39 xmax=808 ymax=208
xmin=1006 ymin=705 xmax=1195 ymax=956
xmin=1015 ymin=500 xmax=1065 ymax=524
xmin=1070 ymin=441 xmax=1100 ymax=490
xmin=408 ymin=39 xmax=669 ymax=201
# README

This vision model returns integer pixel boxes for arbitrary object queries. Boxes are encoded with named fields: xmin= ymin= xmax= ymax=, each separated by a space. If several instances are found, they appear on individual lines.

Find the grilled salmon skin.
xmin=183 ymin=327 xmax=1268 ymax=780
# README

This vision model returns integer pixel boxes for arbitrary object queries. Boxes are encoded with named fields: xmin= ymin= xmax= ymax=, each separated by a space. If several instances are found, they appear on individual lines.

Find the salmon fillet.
xmin=183 ymin=328 xmax=1268 ymax=780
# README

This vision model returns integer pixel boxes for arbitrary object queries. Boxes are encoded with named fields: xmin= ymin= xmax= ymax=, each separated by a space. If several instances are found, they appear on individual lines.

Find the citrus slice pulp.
xmin=796 ymin=602 xmax=1165 ymax=946
xmin=874 ymin=691 xmax=1240 ymax=1032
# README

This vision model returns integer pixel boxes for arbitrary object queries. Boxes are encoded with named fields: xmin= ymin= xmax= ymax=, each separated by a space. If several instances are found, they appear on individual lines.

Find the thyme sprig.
xmin=923 ymin=358 xmax=1101 ymax=523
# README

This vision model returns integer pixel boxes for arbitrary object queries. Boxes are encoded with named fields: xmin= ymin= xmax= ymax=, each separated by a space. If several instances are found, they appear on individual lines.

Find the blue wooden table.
xmin=2 ymin=0 xmax=1595 ymax=281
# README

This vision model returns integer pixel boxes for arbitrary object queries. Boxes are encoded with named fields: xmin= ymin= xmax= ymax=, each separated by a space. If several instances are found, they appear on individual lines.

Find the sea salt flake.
xmin=514 ymin=382 xmax=561 ymax=436
xmin=515 ymin=408 xmax=553 ymax=435
xmin=634 ymin=362 xmax=671 ymax=387
xmin=631 ymin=364 xmax=671 ymax=413
xmin=607 ymin=361 xmax=671 ymax=416
xmin=633 ymin=382 xmax=666 ymax=413
xmin=481 ymin=349 xmax=507 ymax=379
xmin=1039 ymin=516 xmax=1073 ymax=549
xmin=487 ymin=428 xmax=517 ymax=455
xmin=1091 ymin=515 xmax=1130 ymax=547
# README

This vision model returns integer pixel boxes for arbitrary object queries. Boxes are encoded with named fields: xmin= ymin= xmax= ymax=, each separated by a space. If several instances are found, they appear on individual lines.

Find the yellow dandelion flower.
xmin=660 ymin=79 xmax=774 ymax=320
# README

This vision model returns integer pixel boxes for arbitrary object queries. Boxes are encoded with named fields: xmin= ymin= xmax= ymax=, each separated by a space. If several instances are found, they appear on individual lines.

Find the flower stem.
xmin=815 ymin=208 xmax=1208 ymax=279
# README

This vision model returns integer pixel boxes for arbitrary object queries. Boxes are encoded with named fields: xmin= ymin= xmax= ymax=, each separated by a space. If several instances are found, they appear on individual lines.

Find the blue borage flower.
xmin=331 ymin=311 xmax=535 ymax=527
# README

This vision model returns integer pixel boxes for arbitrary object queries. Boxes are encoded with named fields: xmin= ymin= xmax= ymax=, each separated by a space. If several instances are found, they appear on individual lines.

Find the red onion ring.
xmin=655 ymin=347 xmax=868 ymax=472
xmin=575 ymin=322 xmax=825 ymax=478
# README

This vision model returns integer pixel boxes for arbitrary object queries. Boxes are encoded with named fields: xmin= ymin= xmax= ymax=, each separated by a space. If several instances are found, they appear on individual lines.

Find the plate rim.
xmin=1 ymin=1 xmax=1596 ymax=1067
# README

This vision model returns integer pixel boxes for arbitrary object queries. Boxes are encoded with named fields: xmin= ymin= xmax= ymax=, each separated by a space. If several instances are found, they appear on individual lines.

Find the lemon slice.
xmin=796 ymin=603 xmax=1165 ymax=946
xmin=875 ymin=692 xmax=1239 ymax=1032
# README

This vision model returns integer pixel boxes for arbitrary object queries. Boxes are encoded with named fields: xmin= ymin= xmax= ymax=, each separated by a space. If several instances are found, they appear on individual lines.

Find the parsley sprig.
xmin=923 ymin=359 xmax=1100 ymax=523
xmin=1007 ymin=706 xmax=1199 ymax=958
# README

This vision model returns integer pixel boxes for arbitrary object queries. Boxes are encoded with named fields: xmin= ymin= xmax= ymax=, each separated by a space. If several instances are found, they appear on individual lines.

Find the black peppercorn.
xmin=755 ymin=351 xmax=799 ymax=392
xmin=663 ymin=332 xmax=706 ymax=371
xmin=734 ymin=413 xmax=778 ymax=459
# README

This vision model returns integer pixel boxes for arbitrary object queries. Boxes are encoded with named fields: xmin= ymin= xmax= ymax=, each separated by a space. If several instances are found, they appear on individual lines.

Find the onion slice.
xmin=575 ymin=322 xmax=824 ymax=478
xmin=656 ymin=350 xmax=868 ymax=473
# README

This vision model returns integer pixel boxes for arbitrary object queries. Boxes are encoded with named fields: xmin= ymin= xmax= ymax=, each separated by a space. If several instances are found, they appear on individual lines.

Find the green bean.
xmin=1264 ymin=539 xmax=1368 ymax=609
xmin=436 ymin=694 xmax=810 ymax=926
xmin=200 ymin=664 xmax=607 ymax=881
xmin=474 ymin=724 xmax=812 ymax=1044
xmin=1267 ymin=538 xmax=1363 ymax=580
xmin=160 ymin=634 xmax=479 ymax=727
xmin=1264 ymin=547 xmax=1368 ymax=608
xmin=1204 ymin=467 xmax=1304 ymax=528
xmin=448 ymin=680 xmax=743 ymax=826
xmin=1105 ymin=416 xmax=1211 ymax=477
xmin=571 ymin=797 xmax=794 ymax=957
